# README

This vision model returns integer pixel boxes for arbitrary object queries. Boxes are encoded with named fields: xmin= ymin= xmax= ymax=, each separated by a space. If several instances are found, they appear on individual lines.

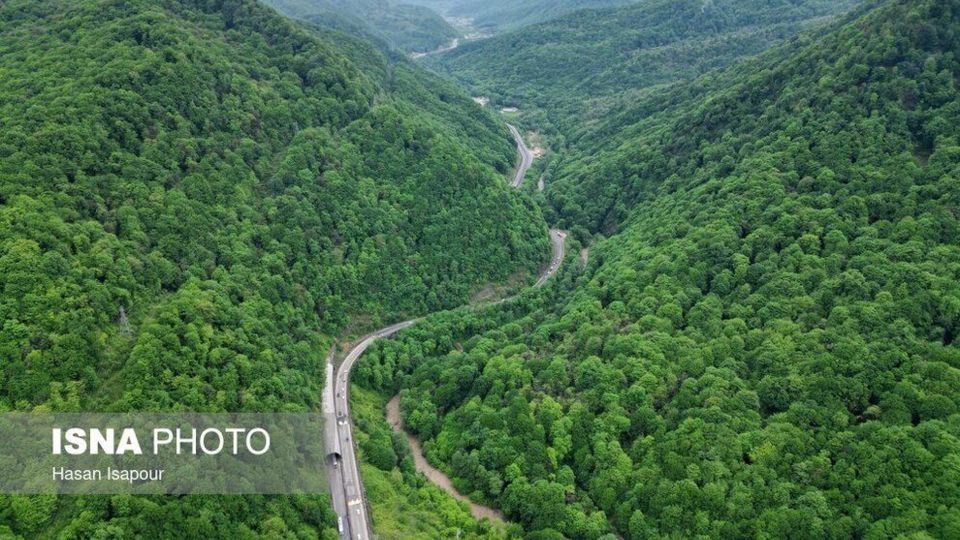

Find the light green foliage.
xmin=406 ymin=0 xmax=637 ymax=33
xmin=349 ymin=386 xmax=513 ymax=539
xmin=263 ymin=0 xmax=460 ymax=53
xmin=427 ymin=0 xmax=860 ymax=145
xmin=358 ymin=1 xmax=960 ymax=537
xmin=0 ymin=0 xmax=546 ymax=535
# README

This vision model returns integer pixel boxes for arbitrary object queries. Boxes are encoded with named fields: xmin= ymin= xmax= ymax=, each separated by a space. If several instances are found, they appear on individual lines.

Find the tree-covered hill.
xmin=0 ymin=0 xmax=545 ymax=535
xmin=356 ymin=0 xmax=960 ymax=537
xmin=262 ymin=0 xmax=460 ymax=53
xmin=406 ymin=0 xmax=638 ymax=33
xmin=425 ymin=0 xmax=860 ymax=139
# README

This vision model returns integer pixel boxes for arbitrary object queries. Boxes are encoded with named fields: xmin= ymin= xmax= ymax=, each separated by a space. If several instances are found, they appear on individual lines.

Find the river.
xmin=385 ymin=395 xmax=504 ymax=522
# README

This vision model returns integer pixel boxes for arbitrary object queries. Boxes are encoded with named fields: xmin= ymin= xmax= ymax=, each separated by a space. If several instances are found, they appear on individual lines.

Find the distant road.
xmin=537 ymin=229 xmax=567 ymax=288
xmin=410 ymin=37 xmax=460 ymax=59
xmin=324 ymin=131 xmax=564 ymax=539
xmin=508 ymin=123 xmax=534 ymax=188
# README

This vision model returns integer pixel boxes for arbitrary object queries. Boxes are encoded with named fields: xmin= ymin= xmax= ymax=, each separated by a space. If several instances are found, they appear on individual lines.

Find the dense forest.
xmin=356 ymin=0 xmax=960 ymax=537
xmin=263 ymin=0 xmax=460 ymax=53
xmin=3 ymin=0 xmax=959 ymax=537
xmin=0 ymin=0 xmax=547 ymax=536
xmin=350 ymin=385 xmax=515 ymax=539
xmin=425 ymin=0 xmax=861 ymax=143
xmin=404 ymin=0 xmax=637 ymax=33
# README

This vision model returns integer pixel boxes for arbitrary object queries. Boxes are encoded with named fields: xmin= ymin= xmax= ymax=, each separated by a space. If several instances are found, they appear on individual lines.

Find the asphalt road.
xmin=508 ymin=124 xmax=534 ymax=188
xmin=325 ymin=126 xmax=562 ymax=539
xmin=410 ymin=37 xmax=461 ymax=59
xmin=329 ymin=321 xmax=417 ymax=540
xmin=536 ymin=229 xmax=567 ymax=288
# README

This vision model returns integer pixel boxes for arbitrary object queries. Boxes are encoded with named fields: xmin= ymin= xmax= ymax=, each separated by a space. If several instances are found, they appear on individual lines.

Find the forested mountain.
xmin=0 ymin=0 xmax=546 ymax=535
xmin=405 ymin=0 xmax=637 ymax=33
xmin=425 ymin=0 xmax=861 ymax=139
xmin=356 ymin=0 xmax=960 ymax=537
xmin=262 ymin=0 xmax=459 ymax=53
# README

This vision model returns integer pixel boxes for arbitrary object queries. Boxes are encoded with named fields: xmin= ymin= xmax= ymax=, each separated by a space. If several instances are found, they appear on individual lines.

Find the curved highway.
xmin=325 ymin=126 xmax=563 ymax=540
xmin=327 ymin=321 xmax=418 ymax=539
xmin=537 ymin=229 xmax=567 ymax=288
xmin=410 ymin=37 xmax=461 ymax=59
xmin=508 ymin=124 xmax=534 ymax=188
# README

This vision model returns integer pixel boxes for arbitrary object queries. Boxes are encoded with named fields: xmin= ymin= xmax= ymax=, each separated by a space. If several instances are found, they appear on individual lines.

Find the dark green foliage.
xmin=426 ymin=0 xmax=860 ymax=144
xmin=361 ymin=426 xmax=399 ymax=471
xmin=0 ymin=0 xmax=546 ymax=536
xmin=263 ymin=0 xmax=460 ymax=53
xmin=0 ymin=0 xmax=545 ymax=406
xmin=406 ymin=0 xmax=637 ymax=33
xmin=348 ymin=386 xmax=513 ymax=538
xmin=7 ymin=494 xmax=338 ymax=539
xmin=546 ymin=0 xmax=952 ymax=233
xmin=359 ymin=1 xmax=960 ymax=537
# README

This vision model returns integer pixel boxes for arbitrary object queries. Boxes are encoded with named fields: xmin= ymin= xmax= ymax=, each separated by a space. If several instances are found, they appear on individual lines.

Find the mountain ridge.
xmin=0 ymin=0 xmax=546 ymax=535
xmin=358 ymin=1 xmax=960 ymax=537
xmin=425 ymin=0 xmax=862 ymax=145
xmin=263 ymin=0 xmax=460 ymax=53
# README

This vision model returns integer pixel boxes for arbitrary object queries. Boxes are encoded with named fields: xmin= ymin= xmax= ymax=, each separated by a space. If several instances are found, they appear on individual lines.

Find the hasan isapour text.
xmin=52 ymin=467 xmax=165 ymax=484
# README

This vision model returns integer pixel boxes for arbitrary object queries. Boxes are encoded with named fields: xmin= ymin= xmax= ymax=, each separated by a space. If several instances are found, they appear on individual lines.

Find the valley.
xmin=0 ymin=0 xmax=958 ymax=539
xmin=350 ymin=0 xmax=960 ymax=538
xmin=326 ymin=126 xmax=563 ymax=538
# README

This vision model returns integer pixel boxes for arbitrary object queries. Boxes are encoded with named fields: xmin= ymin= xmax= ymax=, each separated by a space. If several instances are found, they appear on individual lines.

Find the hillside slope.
xmin=263 ymin=0 xmax=459 ymax=53
xmin=0 ymin=0 xmax=544 ymax=536
xmin=358 ymin=0 xmax=960 ymax=537
xmin=426 ymin=0 xmax=860 ymax=139
xmin=405 ymin=0 xmax=637 ymax=33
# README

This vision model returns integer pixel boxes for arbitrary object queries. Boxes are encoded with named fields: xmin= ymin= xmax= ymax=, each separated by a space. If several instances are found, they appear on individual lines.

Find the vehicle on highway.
xmin=323 ymin=131 xmax=566 ymax=540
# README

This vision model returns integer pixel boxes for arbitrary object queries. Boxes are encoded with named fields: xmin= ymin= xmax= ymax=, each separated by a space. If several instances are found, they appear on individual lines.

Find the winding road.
xmin=537 ymin=229 xmax=567 ymax=288
xmin=410 ymin=37 xmax=461 ymax=59
xmin=325 ymin=126 xmax=563 ymax=540
xmin=508 ymin=124 xmax=534 ymax=188
xmin=326 ymin=321 xmax=418 ymax=540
